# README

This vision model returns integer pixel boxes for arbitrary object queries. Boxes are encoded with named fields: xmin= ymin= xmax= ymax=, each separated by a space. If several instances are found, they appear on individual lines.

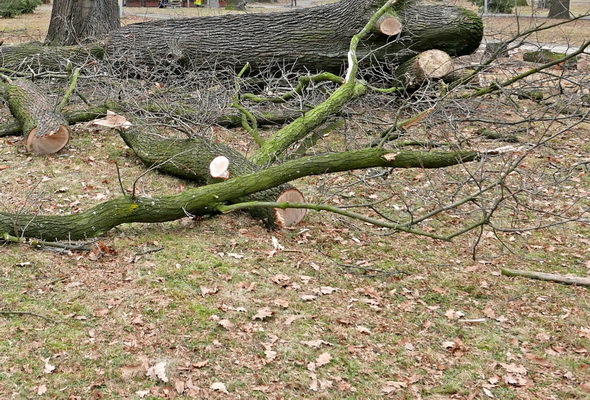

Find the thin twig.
xmin=0 ymin=311 xmax=56 ymax=323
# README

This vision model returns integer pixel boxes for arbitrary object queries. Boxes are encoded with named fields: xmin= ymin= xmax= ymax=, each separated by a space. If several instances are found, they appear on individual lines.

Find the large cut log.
xmin=393 ymin=49 xmax=453 ymax=88
xmin=119 ymin=129 xmax=306 ymax=228
xmin=0 ymin=148 xmax=478 ymax=241
xmin=0 ymin=1 xmax=482 ymax=74
xmin=106 ymin=1 xmax=482 ymax=74
xmin=2 ymin=79 xmax=70 ymax=154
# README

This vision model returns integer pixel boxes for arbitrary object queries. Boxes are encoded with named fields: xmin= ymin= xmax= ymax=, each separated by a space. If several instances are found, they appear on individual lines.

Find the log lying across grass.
xmin=119 ymin=129 xmax=306 ymax=228
xmin=0 ymin=148 xmax=478 ymax=241
xmin=0 ymin=0 xmax=483 ymax=75
xmin=2 ymin=79 xmax=70 ymax=154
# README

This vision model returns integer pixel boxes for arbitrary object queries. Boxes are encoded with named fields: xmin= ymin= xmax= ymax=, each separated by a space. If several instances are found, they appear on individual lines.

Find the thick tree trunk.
xmin=119 ymin=129 xmax=306 ymax=227
xmin=0 ymin=1 xmax=482 ymax=74
xmin=46 ymin=0 xmax=120 ymax=45
xmin=0 ymin=148 xmax=478 ymax=241
xmin=548 ymin=0 xmax=570 ymax=19
xmin=2 ymin=79 xmax=70 ymax=154
xmin=106 ymin=0 xmax=482 ymax=73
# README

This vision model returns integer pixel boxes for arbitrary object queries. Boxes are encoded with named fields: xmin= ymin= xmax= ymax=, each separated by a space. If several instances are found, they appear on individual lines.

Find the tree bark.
xmin=46 ymin=0 xmax=121 ymax=45
xmin=119 ymin=129 xmax=306 ymax=227
xmin=501 ymin=268 xmax=590 ymax=286
xmin=548 ymin=0 xmax=571 ymax=19
xmin=0 ymin=1 xmax=482 ymax=74
xmin=2 ymin=79 xmax=70 ymax=154
xmin=0 ymin=148 xmax=478 ymax=241
xmin=106 ymin=0 xmax=482 ymax=73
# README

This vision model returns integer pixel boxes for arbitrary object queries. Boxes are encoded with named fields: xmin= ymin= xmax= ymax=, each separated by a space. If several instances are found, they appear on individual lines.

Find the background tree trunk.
xmin=548 ymin=0 xmax=571 ymax=18
xmin=46 ymin=0 xmax=120 ymax=45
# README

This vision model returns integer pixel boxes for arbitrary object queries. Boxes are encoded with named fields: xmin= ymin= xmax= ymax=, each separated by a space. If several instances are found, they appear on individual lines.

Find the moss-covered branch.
xmin=0 ymin=147 xmax=478 ymax=241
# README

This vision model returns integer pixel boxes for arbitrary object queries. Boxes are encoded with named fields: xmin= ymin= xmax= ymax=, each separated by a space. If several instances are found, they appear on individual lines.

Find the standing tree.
xmin=45 ymin=0 xmax=120 ymax=45
xmin=547 ymin=0 xmax=571 ymax=18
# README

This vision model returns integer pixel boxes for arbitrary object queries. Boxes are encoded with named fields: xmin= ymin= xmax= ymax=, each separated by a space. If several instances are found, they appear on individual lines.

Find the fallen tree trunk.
xmin=0 ymin=1 xmax=482 ymax=74
xmin=0 ymin=104 xmax=299 ymax=138
xmin=107 ymin=1 xmax=482 ymax=74
xmin=119 ymin=129 xmax=306 ymax=227
xmin=2 ymin=78 xmax=70 ymax=154
xmin=0 ymin=148 xmax=478 ymax=241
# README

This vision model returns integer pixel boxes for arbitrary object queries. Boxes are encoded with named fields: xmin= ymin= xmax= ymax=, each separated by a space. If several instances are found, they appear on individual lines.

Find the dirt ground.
xmin=1 ymin=3 xmax=589 ymax=400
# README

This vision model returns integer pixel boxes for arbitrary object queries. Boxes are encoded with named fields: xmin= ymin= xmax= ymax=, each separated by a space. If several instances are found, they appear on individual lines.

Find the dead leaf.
xmin=174 ymin=379 xmax=185 ymax=394
xmin=218 ymin=319 xmax=234 ymax=330
xmin=300 ymin=339 xmax=333 ymax=348
xmin=210 ymin=382 xmax=229 ymax=394
xmin=92 ymin=110 xmax=132 ymax=129
xmin=265 ymin=350 xmax=277 ymax=361
xmin=315 ymin=352 xmax=332 ymax=368
xmin=0 ymin=165 xmax=9 ymax=171
xmin=146 ymin=361 xmax=168 ymax=383
xmin=362 ymin=286 xmax=381 ymax=300
xmin=284 ymin=315 xmax=300 ymax=325
xmin=320 ymin=286 xmax=338 ymax=295
xmin=579 ymin=382 xmax=590 ymax=393
xmin=500 ymin=363 xmax=527 ymax=375
xmin=37 ymin=384 xmax=47 ymax=396
xmin=42 ymin=358 xmax=55 ymax=374
xmin=524 ymin=353 xmax=551 ymax=367
xmin=270 ymin=274 xmax=291 ymax=286
xmin=273 ymin=298 xmax=289 ymax=308
xmin=200 ymin=286 xmax=218 ymax=296
xmin=252 ymin=307 xmax=273 ymax=321
xmin=120 ymin=364 xmax=148 ymax=380
xmin=382 ymin=381 xmax=407 ymax=394
xmin=355 ymin=325 xmax=372 ymax=335
xmin=445 ymin=309 xmax=465 ymax=320
xmin=300 ymin=294 xmax=318 ymax=301
xmin=503 ymin=374 xmax=528 ymax=387
xmin=271 ymin=236 xmax=285 ymax=250
xmin=135 ymin=390 xmax=150 ymax=398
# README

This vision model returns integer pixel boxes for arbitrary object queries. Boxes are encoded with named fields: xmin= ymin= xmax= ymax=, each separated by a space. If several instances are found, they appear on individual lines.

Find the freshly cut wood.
xmin=275 ymin=188 xmax=307 ymax=228
xmin=393 ymin=50 xmax=453 ymax=88
xmin=376 ymin=15 xmax=402 ymax=36
xmin=118 ymin=129 xmax=305 ymax=228
xmin=210 ymin=156 xmax=230 ymax=180
xmin=501 ymin=268 xmax=590 ymax=287
xmin=3 ymin=79 xmax=70 ymax=154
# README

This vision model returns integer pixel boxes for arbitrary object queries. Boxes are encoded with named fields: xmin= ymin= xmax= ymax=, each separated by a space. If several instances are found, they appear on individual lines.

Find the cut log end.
xmin=209 ymin=156 xmax=230 ymax=179
xmin=25 ymin=125 xmax=70 ymax=154
xmin=378 ymin=17 xmax=402 ymax=36
xmin=274 ymin=188 xmax=306 ymax=228
xmin=417 ymin=49 xmax=453 ymax=79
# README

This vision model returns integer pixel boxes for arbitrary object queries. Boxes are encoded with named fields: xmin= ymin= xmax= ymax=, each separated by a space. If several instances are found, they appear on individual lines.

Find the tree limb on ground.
xmin=501 ymin=268 xmax=590 ymax=287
